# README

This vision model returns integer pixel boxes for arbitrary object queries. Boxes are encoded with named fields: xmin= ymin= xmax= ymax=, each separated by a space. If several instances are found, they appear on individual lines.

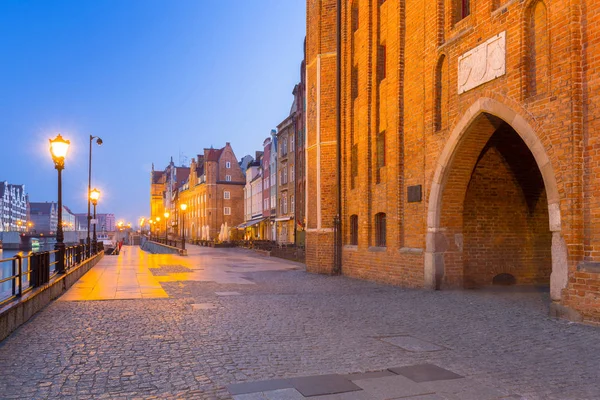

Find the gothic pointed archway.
xmin=425 ymin=98 xmax=568 ymax=300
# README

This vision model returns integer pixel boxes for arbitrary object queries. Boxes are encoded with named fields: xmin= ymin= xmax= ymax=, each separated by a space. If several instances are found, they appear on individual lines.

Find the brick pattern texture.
xmin=306 ymin=0 xmax=600 ymax=322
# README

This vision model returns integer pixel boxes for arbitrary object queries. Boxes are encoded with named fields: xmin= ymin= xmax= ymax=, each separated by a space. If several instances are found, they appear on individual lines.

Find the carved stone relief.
xmin=458 ymin=31 xmax=506 ymax=94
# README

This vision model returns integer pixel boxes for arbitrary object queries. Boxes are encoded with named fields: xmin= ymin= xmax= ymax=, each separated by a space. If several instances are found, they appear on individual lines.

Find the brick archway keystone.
xmin=425 ymin=98 xmax=568 ymax=300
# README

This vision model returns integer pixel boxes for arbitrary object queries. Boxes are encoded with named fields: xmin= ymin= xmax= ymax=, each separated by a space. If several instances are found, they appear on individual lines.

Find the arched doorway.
xmin=425 ymin=99 xmax=568 ymax=300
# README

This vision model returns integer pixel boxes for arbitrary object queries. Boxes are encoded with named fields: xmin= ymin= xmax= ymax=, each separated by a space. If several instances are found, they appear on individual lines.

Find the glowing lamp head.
xmin=49 ymin=134 xmax=70 ymax=168
xmin=90 ymin=188 xmax=100 ymax=204
xmin=156 ymin=217 xmax=161 ymax=222
xmin=180 ymin=203 xmax=187 ymax=211
xmin=164 ymin=212 xmax=170 ymax=219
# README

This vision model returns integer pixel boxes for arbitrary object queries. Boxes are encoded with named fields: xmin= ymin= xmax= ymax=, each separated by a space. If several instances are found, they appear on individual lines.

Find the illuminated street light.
xmin=163 ymin=212 xmax=169 ymax=241
xmin=49 ymin=133 xmax=70 ymax=273
xmin=180 ymin=203 xmax=187 ymax=251
xmin=90 ymin=188 xmax=100 ymax=253
xmin=87 ymin=135 xmax=103 ymax=255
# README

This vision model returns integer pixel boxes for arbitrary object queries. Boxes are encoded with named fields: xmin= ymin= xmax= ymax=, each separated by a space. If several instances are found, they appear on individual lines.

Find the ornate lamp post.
xmin=49 ymin=134 xmax=70 ymax=273
xmin=90 ymin=188 xmax=100 ymax=254
xmin=163 ymin=212 xmax=170 ymax=242
xmin=87 ymin=136 xmax=103 ymax=255
xmin=180 ymin=203 xmax=187 ymax=251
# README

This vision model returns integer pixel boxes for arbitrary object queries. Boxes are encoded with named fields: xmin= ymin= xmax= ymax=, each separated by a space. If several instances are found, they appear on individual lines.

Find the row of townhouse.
xmin=239 ymin=59 xmax=306 ymax=245
xmin=150 ymin=55 xmax=306 ymax=246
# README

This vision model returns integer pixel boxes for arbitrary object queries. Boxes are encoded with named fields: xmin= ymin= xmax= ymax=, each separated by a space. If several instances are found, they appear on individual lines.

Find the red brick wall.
xmin=463 ymin=130 xmax=551 ymax=288
xmin=306 ymin=0 xmax=600 ymax=322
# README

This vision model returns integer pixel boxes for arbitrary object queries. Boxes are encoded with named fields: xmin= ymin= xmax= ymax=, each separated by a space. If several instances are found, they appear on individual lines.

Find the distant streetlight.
xmin=87 ymin=135 xmax=103 ymax=255
xmin=49 ymin=133 xmax=70 ymax=273
xmin=163 ymin=212 xmax=170 ymax=241
xmin=155 ymin=217 xmax=161 ymax=240
xmin=180 ymin=203 xmax=187 ymax=251
xmin=90 ymin=188 xmax=100 ymax=253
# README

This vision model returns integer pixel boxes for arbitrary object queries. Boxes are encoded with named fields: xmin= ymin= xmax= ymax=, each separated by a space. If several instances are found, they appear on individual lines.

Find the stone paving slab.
xmin=353 ymin=375 xmax=434 ymax=399
xmin=379 ymin=335 xmax=446 ymax=352
xmin=389 ymin=363 xmax=463 ymax=382
xmin=0 ymin=245 xmax=598 ymax=399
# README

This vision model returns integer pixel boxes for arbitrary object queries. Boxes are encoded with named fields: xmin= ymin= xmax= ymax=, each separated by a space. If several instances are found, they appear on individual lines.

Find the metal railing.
xmin=150 ymin=237 xmax=182 ymax=248
xmin=0 ymin=242 xmax=104 ymax=307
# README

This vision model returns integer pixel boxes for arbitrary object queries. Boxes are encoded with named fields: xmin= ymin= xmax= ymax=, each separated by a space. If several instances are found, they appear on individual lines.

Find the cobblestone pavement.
xmin=0 ymin=245 xmax=598 ymax=399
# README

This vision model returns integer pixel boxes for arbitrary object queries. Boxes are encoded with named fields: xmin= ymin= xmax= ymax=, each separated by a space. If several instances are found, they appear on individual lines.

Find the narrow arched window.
xmin=527 ymin=1 xmax=549 ymax=97
xmin=350 ymin=215 xmax=359 ymax=245
xmin=375 ymin=213 xmax=386 ymax=247
xmin=434 ymin=55 xmax=448 ymax=131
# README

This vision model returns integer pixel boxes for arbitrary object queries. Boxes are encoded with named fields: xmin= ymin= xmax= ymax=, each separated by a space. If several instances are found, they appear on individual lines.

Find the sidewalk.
xmin=0 ymin=244 xmax=597 ymax=399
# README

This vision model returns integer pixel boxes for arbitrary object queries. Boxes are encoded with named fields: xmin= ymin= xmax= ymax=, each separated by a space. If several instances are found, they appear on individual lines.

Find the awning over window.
xmin=274 ymin=216 xmax=293 ymax=222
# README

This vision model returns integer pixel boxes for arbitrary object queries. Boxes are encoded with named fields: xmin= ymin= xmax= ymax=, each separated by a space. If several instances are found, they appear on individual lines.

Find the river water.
xmin=0 ymin=246 xmax=54 ymax=301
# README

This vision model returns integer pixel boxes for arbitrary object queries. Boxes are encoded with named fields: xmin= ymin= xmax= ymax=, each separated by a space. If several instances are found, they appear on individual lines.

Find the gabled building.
xmin=0 ymin=182 xmax=28 ymax=232
xmin=176 ymin=143 xmax=245 ymax=241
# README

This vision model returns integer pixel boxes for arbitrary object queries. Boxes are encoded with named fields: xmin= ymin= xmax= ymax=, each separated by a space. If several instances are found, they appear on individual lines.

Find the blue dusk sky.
xmin=0 ymin=0 xmax=306 ymax=225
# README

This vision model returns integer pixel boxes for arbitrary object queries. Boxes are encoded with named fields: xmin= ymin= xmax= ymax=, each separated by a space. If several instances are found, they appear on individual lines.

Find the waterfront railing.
xmin=0 ymin=243 xmax=104 ymax=306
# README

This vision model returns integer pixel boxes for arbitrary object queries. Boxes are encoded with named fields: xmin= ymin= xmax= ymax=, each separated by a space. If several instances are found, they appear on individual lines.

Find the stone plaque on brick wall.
xmin=408 ymin=185 xmax=422 ymax=203
xmin=458 ymin=31 xmax=506 ymax=94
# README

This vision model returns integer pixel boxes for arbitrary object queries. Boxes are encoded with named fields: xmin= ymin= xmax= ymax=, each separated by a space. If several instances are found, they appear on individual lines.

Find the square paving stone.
xmin=263 ymin=388 xmax=305 ymax=400
xmin=419 ymin=378 xmax=508 ymax=400
xmin=389 ymin=364 xmax=463 ymax=383
xmin=228 ymin=379 xmax=293 ymax=395
xmin=378 ymin=335 xmax=446 ymax=352
xmin=289 ymin=374 xmax=362 ymax=397
xmin=233 ymin=393 xmax=266 ymax=400
xmin=341 ymin=370 xmax=398 ymax=381
xmin=353 ymin=375 xmax=434 ymax=399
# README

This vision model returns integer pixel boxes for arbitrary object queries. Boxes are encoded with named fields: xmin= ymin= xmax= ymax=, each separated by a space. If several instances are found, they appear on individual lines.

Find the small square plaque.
xmin=407 ymin=185 xmax=422 ymax=203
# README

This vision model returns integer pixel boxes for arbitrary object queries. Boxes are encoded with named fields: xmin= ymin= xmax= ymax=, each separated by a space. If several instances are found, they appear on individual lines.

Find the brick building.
xmin=276 ymin=113 xmax=296 ymax=244
xmin=177 ymin=144 xmax=245 ymax=241
xmin=306 ymin=0 xmax=600 ymax=322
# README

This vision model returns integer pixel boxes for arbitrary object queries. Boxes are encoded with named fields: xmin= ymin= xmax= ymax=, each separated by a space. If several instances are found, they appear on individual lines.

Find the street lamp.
xmin=90 ymin=188 xmax=100 ymax=253
xmin=49 ymin=134 xmax=70 ymax=273
xmin=156 ymin=217 xmax=161 ymax=240
xmin=180 ymin=203 xmax=187 ymax=251
xmin=163 ymin=212 xmax=169 ymax=242
xmin=87 ymin=135 xmax=103 ymax=255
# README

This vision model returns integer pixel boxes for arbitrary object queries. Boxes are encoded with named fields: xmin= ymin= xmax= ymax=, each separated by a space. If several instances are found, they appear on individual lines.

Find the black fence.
xmin=0 ymin=242 xmax=104 ymax=307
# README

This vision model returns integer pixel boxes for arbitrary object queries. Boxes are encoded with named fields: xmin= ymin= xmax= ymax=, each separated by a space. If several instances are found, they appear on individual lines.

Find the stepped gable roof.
xmin=152 ymin=171 xmax=165 ymax=184
xmin=175 ymin=167 xmax=190 ymax=189
xmin=206 ymin=147 xmax=224 ymax=162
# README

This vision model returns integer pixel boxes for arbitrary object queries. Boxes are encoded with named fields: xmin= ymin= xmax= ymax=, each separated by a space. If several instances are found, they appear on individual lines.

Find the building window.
xmin=264 ymin=199 xmax=268 ymax=210
xmin=291 ymin=135 xmax=295 ymax=152
xmin=226 ymin=175 xmax=231 ymax=182
xmin=224 ymin=191 xmax=230 ymax=199
xmin=291 ymin=195 xmax=295 ymax=213
xmin=376 ymin=131 xmax=385 ymax=184
xmin=377 ymin=44 xmax=386 ymax=82
xmin=283 ymin=196 xmax=288 ymax=214
xmin=453 ymin=0 xmax=470 ymax=23
xmin=283 ymin=168 xmax=288 ymax=184
xmin=375 ymin=212 xmax=386 ymax=247
xmin=283 ymin=139 xmax=288 ymax=155
xmin=290 ymin=165 xmax=295 ymax=182
xmin=351 ymin=143 xmax=358 ymax=189
xmin=226 ymin=161 xmax=231 ymax=168
xmin=352 ymin=1 xmax=359 ymax=32
xmin=350 ymin=215 xmax=358 ymax=245
xmin=224 ymin=207 xmax=231 ymax=215
xmin=352 ymin=66 xmax=359 ymax=100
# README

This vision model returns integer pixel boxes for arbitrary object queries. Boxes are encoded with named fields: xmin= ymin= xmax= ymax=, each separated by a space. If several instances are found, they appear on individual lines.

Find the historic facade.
xmin=0 ymin=182 xmax=27 ymax=232
xmin=178 ymin=144 xmax=246 ymax=241
xmin=306 ymin=0 xmax=600 ymax=322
